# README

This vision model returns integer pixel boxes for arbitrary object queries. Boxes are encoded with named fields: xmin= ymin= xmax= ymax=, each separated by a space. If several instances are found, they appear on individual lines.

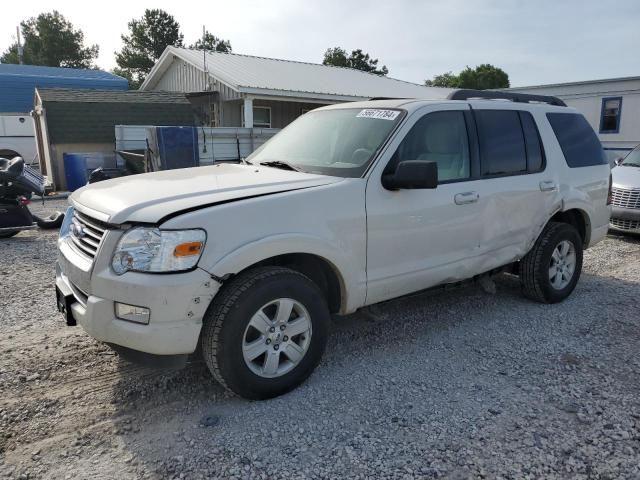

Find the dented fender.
xmin=201 ymin=233 xmax=365 ymax=314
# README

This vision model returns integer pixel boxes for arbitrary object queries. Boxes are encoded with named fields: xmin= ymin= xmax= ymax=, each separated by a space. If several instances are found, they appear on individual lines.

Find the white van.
xmin=0 ymin=114 xmax=37 ymax=163
xmin=55 ymin=90 xmax=611 ymax=399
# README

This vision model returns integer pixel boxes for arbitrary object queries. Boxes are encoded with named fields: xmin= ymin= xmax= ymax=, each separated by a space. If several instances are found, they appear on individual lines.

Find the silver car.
xmin=610 ymin=146 xmax=640 ymax=234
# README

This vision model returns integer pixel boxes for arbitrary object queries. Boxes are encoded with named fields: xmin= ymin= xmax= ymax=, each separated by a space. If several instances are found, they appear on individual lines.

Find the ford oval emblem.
xmin=71 ymin=221 xmax=85 ymax=239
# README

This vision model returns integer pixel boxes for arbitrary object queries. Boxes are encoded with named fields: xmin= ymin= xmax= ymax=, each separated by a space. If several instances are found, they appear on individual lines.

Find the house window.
xmin=240 ymin=105 xmax=272 ymax=128
xmin=599 ymin=97 xmax=622 ymax=134
xmin=253 ymin=106 xmax=271 ymax=127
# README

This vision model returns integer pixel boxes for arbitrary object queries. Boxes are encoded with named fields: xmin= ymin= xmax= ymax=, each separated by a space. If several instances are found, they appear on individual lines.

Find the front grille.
xmin=611 ymin=187 xmax=640 ymax=209
xmin=610 ymin=218 xmax=640 ymax=232
xmin=69 ymin=210 xmax=108 ymax=259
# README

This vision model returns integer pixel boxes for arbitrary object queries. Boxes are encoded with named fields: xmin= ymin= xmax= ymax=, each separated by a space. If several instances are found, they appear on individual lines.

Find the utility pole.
xmin=16 ymin=26 xmax=24 ymax=64
xmin=202 ymin=25 xmax=208 ymax=90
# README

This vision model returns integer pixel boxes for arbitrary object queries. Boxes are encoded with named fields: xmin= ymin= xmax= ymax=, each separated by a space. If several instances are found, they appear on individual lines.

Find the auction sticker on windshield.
xmin=356 ymin=109 xmax=401 ymax=121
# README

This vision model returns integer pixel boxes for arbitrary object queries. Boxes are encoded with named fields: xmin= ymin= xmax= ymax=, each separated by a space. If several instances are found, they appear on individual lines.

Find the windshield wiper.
xmin=259 ymin=160 xmax=301 ymax=172
xmin=621 ymin=162 xmax=640 ymax=167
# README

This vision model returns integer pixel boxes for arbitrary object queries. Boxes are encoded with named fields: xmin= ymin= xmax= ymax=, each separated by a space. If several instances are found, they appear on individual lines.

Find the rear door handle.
xmin=454 ymin=191 xmax=479 ymax=205
xmin=539 ymin=180 xmax=557 ymax=192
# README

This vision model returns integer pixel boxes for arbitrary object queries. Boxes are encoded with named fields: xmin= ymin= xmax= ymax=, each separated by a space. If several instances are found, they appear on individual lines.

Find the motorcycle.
xmin=0 ymin=157 xmax=65 ymax=238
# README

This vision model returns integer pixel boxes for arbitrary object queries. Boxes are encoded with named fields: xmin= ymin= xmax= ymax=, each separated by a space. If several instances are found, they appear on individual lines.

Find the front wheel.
xmin=520 ymin=222 xmax=583 ymax=303
xmin=201 ymin=267 xmax=330 ymax=400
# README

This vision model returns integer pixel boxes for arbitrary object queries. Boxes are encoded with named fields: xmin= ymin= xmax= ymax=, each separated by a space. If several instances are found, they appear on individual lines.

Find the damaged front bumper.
xmin=55 ymin=230 xmax=220 ymax=356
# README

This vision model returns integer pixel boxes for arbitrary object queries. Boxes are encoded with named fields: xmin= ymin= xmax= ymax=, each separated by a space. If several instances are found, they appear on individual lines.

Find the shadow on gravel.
xmin=606 ymin=230 xmax=640 ymax=244
xmin=106 ymin=269 xmax=640 ymax=478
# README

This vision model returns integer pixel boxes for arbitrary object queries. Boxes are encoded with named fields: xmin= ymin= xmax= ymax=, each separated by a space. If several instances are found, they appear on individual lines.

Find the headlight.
xmin=59 ymin=206 xmax=75 ymax=238
xmin=112 ymin=227 xmax=206 ymax=275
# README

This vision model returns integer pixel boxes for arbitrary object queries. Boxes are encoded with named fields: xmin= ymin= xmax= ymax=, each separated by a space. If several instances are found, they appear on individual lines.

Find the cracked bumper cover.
xmin=56 ymin=237 xmax=220 ymax=355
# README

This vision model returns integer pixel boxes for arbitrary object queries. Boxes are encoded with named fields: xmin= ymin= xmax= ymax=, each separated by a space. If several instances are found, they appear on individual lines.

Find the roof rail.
xmin=447 ymin=89 xmax=567 ymax=107
xmin=368 ymin=97 xmax=410 ymax=101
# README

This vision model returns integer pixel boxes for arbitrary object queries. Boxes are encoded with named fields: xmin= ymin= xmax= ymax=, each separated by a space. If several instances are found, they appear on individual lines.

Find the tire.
xmin=520 ymin=222 xmax=583 ymax=303
xmin=201 ymin=266 xmax=331 ymax=400
xmin=0 ymin=231 xmax=19 ymax=239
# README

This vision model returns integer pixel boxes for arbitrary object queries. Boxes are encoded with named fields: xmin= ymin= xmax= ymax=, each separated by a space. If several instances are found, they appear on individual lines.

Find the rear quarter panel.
xmin=534 ymin=107 xmax=611 ymax=247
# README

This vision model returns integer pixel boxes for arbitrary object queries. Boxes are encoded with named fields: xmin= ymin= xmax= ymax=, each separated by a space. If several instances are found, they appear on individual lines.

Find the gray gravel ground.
xmin=1 ymin=198 xmax=640 ymax=479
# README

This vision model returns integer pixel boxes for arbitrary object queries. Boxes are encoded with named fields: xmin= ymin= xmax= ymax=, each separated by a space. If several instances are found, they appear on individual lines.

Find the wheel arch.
xmin=550 ymin=208 xmax=591 ymax=247
xmin=204 ymin=236 xmax=359 ymax=314
xmin=246 ymin=253 xmax=344 ymax=314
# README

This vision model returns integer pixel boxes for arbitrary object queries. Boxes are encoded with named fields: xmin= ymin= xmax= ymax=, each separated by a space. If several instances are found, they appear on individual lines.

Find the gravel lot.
xmin=1 ymin=198 xmax=640 ymax=479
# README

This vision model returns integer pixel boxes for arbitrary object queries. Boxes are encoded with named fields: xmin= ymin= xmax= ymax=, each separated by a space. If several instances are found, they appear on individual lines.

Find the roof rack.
xmin=368 ymin=97 xmax=410 ymax=101
xmin=447 ymin=89 xmax=567 ymax=107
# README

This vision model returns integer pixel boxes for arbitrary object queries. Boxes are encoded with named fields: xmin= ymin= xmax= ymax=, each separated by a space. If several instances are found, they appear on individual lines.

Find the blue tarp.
xmin=156 ymin=127 xmax=200 ymax=170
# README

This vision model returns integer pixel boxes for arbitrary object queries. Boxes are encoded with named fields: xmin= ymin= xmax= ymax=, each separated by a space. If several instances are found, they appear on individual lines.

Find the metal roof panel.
xmin=146 ymin=47 xmax=452 ymax=101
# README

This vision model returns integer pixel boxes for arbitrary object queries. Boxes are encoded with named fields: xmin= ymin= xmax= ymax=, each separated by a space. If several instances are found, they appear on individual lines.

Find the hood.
xmin=612 ymin=165 xmax=640 ymax=190
xmin=70 ymin=163 xmax=343 ymax=224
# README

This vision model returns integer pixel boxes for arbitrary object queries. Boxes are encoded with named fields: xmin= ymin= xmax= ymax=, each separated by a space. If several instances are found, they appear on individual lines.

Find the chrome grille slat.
xmin=611 ymin=187 xmax=640 ymax=209
xmin=610 ymin=218 xmax=640 ymax=231
xmin=69 ymin=210 xmax=109 ymax=261
xmin=70 ymin=234 xmax=97 ymax=256
xmin=74 ymin=211 xmax=107 ymax=233
xmin=80 ymin=235 xmax=100 ymax=249
xmin=81 ymin=228 xmax=102 ymax=241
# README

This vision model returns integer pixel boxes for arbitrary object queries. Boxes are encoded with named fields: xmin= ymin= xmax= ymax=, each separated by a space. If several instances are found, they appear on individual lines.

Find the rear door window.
xmin=520 ymin=112 xmax=545 ymax=172
xmin=546 ymin=113 xmax=607 ymax=168
xmin=475 ymin=110 xmax=527 ymax=175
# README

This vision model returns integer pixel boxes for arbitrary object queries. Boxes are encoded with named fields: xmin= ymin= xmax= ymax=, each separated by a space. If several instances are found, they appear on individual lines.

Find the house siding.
xmin=153 ymin=56 xmax=242 ymax=102
xmin=221 ymin=99 xmax=327 ymax=127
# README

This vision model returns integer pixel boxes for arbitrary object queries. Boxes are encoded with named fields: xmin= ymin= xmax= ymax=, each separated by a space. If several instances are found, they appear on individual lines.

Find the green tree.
xmin=457 ymin=64 xmax=509 ymax=89
xmin=0 ymin=11 xmax=98 ymax=68
xmin=114 ymin=9 xmax=184 ymax=89
xmin=190 ymin=31 xmax=231 ymax=53
xmin=322 ymin=47 xmax=388 ymax=76
xmin=425 ymin=64 xmax=509 ymax=90
xmin=424 ymin=71 xmax=459 ymax=88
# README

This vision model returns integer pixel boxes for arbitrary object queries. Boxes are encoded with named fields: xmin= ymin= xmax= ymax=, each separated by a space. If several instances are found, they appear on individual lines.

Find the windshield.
xmin=247 ymin=108 xmax=405 ymax=177
xmin=621 ymin=146 xmax=640 ymax=167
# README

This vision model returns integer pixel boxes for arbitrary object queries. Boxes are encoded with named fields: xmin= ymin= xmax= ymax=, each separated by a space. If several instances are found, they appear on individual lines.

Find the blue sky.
xmin=2 ymin=0 xmax=639 ymax=87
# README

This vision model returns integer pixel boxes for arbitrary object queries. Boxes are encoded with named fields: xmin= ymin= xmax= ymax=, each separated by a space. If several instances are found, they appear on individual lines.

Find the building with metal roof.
xmin=141 ymin=47 xmax=450 ymax=129
xmin=33 ymin=88 xmax=195 ymax=190
xmin=510 ymin=75 xmax=640 ymax=161
xmin=0 ymin=64 xmax=127 ymax=113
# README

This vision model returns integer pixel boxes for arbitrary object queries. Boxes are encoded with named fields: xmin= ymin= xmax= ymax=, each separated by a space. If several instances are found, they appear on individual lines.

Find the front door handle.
xmin=539 ymin=180 xmax=557 ymax=192
xmin=454 ymin=191 xmax=479 ymax=205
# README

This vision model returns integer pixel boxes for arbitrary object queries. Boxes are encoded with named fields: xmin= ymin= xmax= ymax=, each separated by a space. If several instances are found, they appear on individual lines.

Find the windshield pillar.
xmin=243 ymin=97 xmax=254 ymax=128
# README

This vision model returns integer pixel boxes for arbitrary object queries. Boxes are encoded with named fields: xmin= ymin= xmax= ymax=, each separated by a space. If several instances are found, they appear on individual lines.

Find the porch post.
xmin=243 ymin=97 xmax=254 ymax=128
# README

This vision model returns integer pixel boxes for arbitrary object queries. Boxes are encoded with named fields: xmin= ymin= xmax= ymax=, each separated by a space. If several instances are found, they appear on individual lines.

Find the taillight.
xmin=607 ymin=172 xmax=613 ymax=205
xmin=18 ymin=196 xmax=31 ymax=206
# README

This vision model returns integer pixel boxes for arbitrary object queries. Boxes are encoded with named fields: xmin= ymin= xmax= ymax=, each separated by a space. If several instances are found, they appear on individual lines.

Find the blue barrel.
xmin=63 ymin=153 xmax=88 ymax=192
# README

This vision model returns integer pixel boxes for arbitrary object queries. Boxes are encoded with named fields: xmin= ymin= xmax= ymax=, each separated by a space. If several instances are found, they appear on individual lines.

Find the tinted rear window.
xmin=475 ymin=110 xmax=527 ymax=175
xmin=546 ymin=113 xmax=607 ymax=168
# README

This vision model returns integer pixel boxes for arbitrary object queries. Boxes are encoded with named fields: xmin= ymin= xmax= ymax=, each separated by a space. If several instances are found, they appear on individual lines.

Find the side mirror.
xmin=382 ymin=160 xmax=438 ymax=190
xmin=615 ymin=157 xmax=624 ymax=166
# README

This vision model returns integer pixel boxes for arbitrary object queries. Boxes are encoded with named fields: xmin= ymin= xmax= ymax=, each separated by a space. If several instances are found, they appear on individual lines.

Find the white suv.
xmin=55 ymin=91 xmax=611 ymax=399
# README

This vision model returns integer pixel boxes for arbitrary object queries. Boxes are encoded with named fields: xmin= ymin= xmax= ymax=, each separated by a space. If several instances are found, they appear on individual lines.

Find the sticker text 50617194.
xmin=356 ymin=109 xmax=401 ymax=121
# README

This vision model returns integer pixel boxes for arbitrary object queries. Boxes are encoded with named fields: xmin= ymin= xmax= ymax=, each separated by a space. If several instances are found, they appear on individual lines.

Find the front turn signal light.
xmin=174 ymin=241 xmax=203 ymax=257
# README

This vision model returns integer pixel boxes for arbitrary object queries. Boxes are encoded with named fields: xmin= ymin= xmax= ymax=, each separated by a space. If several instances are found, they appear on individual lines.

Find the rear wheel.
xmin=520 ymin=222 xmax=583 ymax=303
xmin=201 ymin=266 xmax=330 ymax=400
